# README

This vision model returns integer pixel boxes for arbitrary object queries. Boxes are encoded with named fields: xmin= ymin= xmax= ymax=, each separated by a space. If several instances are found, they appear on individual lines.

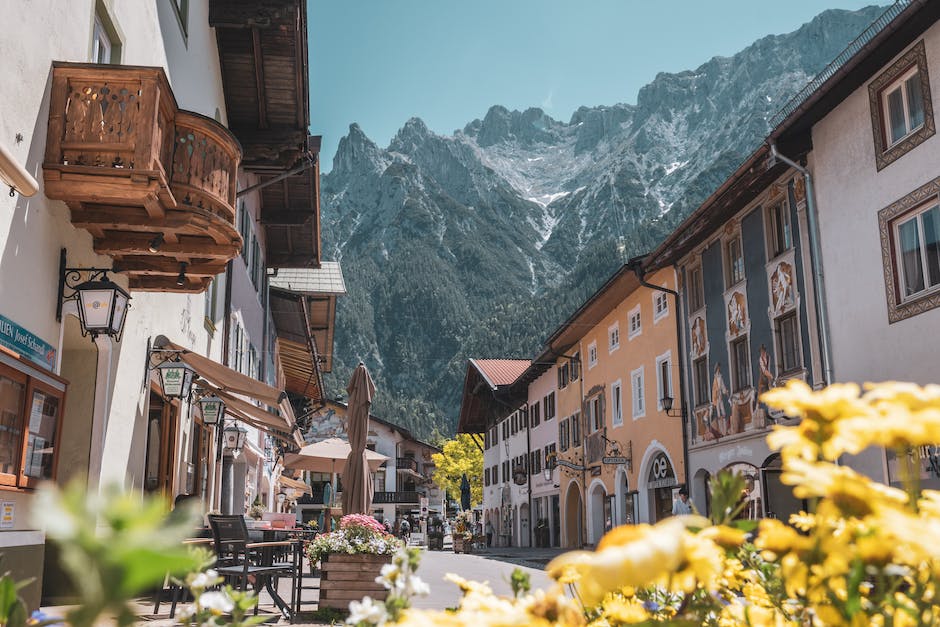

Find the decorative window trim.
xmin=587 ymin=341 xmax=598 ymax=369
xmin=608 ymin=321 xmax=620 ymax=353
xmin=724 ymin=231 xmax=746 ymax=288
xmin=879 ymin=174 xmax=940 ymax=322
xmin=869 ymin=40 xmax=934 ymax=171
xmin=628 ymin=305 xmax=642 ymax=339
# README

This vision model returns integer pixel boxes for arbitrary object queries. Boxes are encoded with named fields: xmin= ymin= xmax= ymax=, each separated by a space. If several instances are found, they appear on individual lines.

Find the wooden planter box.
xmin=453 ymin=536 xmax=472 ymax=554
xmin=318 ymin=553 xmax=392 ymax=610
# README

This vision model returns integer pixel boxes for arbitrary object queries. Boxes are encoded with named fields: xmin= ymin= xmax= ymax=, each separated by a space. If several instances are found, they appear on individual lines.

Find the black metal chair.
xmin=207 ymin=515 xmax=297 ymax=619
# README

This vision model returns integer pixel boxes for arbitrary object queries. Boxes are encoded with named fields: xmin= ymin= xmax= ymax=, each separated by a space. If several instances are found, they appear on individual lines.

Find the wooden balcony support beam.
xmin=94 ymin=234 xmax=239 ymax=259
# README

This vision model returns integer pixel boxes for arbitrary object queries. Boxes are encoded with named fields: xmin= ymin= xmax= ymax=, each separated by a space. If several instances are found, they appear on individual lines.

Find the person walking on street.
xmin=485 ymin=520 xmax=494 ymax=547
xmin=400 ymin=517 xmax=411 ymax=541
xmin=672 ymin=487 xmax=693 ymax=516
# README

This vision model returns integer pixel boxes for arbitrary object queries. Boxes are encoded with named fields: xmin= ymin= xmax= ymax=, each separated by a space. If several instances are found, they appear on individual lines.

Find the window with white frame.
xmin=883 ymin=66 xmax=926 ymax=147
xmin=868 ymin=41 xmax=934 ymax=170
xmin=894 ymin=201 xmax=940 ymax=301
xmin=688 ymin=264 xmax=705 ymax=312
xmin=653 ymin=292 xmax=668 ymax=322
xmin=587 ymin=341 xmax=598 ymax=369
xmin=628 ymin=305 xmax=642 ymax=339
xmin=767 ymin=200 xmax=792 ymax=258
xmin=725 ymin=234 xmax=745 ymax=287
xmin=608 ymin=322 xmax=620 ymax=353
xmin=631 ymin=367 xmax=645 ymax=419
xmin=92 ymin=4 xmax=121 ymax=64
xmin=611 ymin=380 xmax=623 ymax=426
xmin=656 ymin=352 xmax=673 ymax=411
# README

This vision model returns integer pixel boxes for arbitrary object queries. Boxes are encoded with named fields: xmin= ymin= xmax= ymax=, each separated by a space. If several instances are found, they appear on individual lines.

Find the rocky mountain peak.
xmin=320 ymin=5 xmax=891 ymax=438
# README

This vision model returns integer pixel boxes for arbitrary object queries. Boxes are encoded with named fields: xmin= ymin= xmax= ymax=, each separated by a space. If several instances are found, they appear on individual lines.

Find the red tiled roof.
xmin=471 ymin=359 xmax=530 ymax=388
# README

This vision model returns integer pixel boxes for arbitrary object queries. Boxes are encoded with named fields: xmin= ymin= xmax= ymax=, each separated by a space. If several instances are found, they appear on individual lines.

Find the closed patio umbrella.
xmin=341 ymin=363 xmax=376 ymax=515
xmin=460 ymin=474 xmax=472 ymax=511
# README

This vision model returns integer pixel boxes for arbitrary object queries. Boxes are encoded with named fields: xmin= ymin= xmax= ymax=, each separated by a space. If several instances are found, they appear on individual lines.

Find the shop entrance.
xmin=144 ymin=390 xmax=178 ymax=496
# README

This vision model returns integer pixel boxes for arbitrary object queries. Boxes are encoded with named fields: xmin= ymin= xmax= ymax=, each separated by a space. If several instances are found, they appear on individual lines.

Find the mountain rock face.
xmin=319 ymin=6 xmax=886 ymax=437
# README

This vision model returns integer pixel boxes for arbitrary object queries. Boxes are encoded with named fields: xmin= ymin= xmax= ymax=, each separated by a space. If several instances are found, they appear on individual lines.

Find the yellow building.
xmin=546 ymin=263 xmax=685 ymax=547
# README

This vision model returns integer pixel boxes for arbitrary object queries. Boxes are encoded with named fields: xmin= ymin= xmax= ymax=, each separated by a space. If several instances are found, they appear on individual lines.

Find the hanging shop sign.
xmin=647 ymin=452 xmax=677 ymax=489
xmin=555 ymin=458 xmax=585 ymax=471
xmin=0 ymin=314 xmax=56 ymax=369
xmin=603 ymin=456 xmax=629 ymax=465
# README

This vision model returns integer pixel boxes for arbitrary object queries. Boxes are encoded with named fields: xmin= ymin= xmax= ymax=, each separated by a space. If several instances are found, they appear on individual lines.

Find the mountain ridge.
xmin=319 ymin=5 xmax=887 ymax=438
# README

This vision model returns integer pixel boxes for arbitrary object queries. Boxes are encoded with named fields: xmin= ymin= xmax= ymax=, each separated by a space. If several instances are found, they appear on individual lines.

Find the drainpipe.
xmin=768 ymin=143 xmax=834 ymax=387
xmin=525 ymin=402 xmax=533 ymax=548
xmin=628 ymin=260 xmax=691 ymax=493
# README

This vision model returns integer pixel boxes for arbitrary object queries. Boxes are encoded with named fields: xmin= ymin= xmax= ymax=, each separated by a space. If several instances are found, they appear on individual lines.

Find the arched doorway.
xmin=519 ymin=503 xmax=530 ymax=547
xmin=761 ymin=454 xmax=804 ymax=521
xmin=563 ymin=481 xmax=583 ymax=548
xmin=615 ymin=469 xmax=632 ymax=525
xmin=692 ymin=469 xmax=711 ymax=516
xmin=588 ymin=480 xmax=607 ymax=544
xmin=722 ymin=462 xmax=762 ymax=519
xmin=646 ymin=451 xmax=678 ymax=522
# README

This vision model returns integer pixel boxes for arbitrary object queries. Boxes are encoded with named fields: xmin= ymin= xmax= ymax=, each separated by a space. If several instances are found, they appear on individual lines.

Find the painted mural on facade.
xmin=685 ymin=177 xmax=814 ymax=446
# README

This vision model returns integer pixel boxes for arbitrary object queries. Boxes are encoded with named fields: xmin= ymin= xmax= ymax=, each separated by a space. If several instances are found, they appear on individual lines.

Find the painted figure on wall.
xmin=770 ymin=262 xmax=794 ymax=315
xmin=727 ymin=292 xmax=748 ymax=337
xmin=752 ymin=344 xmax=776 ymax=428
xmin=710 ymin=362 xmax=729 ymax=437
xmin=690 ymin=316 xmax=708 ymax=358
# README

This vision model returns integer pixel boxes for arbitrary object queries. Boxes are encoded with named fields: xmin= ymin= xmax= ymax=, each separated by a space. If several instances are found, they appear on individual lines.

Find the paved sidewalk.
xmin=41 ymin=547 xmax=569 ymax=626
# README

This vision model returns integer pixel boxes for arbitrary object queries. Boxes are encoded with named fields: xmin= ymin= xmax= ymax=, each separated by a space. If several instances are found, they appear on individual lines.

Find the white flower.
xmin=190 ymin=569 xmax=219 ymax=590
xmin=405 ymin=575 xmax=430 ymax=597
xmin=347 ymin=596 xmax=388 ymax=625
xmin=198 ymin=590 xmax=234 ymax=614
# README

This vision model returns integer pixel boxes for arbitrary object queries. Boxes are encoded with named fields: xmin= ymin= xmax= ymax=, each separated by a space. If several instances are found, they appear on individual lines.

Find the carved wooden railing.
xmin=43 ymin=63 xmax=243 ymax=292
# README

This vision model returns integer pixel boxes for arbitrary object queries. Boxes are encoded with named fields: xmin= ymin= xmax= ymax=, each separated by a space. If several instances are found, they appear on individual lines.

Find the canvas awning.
xmin=278 ymin=475 xmax=312 ymax=495
xmin=153 ymin=336 xmax=284 ymax=406
xmin=153 ymin=336 xmax=303 ymax=447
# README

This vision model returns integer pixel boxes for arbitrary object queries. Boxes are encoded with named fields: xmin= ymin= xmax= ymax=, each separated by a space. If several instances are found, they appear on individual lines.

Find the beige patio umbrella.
xmin=282 ymin=437 xmax=387 ymax=474
xmin=341 ymin=362 xmax=377 ymax=515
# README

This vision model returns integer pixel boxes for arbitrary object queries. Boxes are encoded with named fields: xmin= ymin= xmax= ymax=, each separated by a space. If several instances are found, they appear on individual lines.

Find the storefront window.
xmin=0 ymin=360 xmax=66 ymax=488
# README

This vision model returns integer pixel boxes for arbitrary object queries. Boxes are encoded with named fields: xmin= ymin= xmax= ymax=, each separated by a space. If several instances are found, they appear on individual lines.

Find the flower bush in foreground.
xmin=307 ymin=513 xmax=403 ymax=564
xmin=356 ymin=381 xmax=940 ymax=626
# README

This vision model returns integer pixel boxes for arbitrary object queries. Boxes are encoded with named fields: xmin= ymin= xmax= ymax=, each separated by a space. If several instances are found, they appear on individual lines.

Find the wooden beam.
xmin=112 ymin=258 xmax=227 ymax=277
xmin=128 ymin=275 xmax=212 ymax=293
xmin=70 ymin=206 xmax=200 ymax=231
xmin=95 ymin=233 xmax=238 ymax=259
xmin=251 ymin=27 xmax=268 ymax=130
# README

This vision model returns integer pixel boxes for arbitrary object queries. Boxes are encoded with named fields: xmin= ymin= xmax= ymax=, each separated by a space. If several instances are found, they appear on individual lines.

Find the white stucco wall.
xmin=528 ymin=369 xmax=558 ymax=499
xmin=811 ymin=23 xmax=940 ymax=386
xmin=0 ymin=0 xmax=229 ymax=495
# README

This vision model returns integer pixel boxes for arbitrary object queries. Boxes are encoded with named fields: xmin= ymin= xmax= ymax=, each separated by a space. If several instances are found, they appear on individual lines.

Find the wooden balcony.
xmin=43 ymin=63 xmax=242 ymax=292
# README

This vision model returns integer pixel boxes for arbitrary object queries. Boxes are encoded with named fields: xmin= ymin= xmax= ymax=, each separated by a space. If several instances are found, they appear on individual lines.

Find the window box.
xmin=869 ymin=41 xmax=934 ymax=171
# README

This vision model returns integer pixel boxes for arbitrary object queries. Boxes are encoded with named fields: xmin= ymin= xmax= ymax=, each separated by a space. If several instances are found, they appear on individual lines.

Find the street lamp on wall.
xmin=660 ymin=394 xmax=685 ymax=418
xmin=157 ymin=360 xmax=196 ymax=400
xmin=223 ymin=422 xmax=248 ymax=457
xmin=197 ymin=394 xmax=226 ymax=425
xmin=57 ymin=248 xmax=131 ymax=342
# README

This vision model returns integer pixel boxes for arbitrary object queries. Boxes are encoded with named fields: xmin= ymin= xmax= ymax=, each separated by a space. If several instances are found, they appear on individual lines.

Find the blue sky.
xmin=309 ymin=1 xmax=882 ymax=171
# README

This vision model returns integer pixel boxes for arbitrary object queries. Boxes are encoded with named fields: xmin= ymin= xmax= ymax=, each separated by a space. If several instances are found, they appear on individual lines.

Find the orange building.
xmin=546 ymin=262 xmax=686 ymax=547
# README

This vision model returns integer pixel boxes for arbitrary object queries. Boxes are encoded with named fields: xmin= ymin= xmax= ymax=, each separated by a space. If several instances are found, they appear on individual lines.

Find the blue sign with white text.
xmin=0 ymin=314 xmax=56 ymax=370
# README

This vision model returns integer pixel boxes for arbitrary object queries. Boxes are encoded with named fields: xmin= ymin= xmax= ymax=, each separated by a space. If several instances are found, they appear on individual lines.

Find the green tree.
xmin=430 ymin=434 xmax=483 ymax=507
